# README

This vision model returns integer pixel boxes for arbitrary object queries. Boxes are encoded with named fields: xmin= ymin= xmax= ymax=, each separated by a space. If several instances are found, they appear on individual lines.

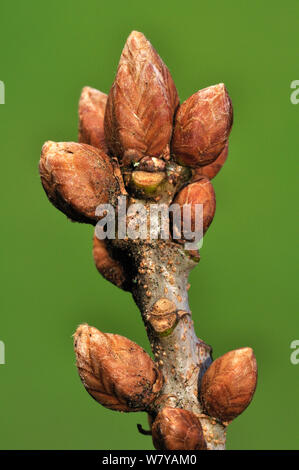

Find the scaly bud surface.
xmin=104 ymin=31 xmax=179 ymax=164
xmin=78 ymin=86 xmax=108 ymax=152
xmin=172 ymin=177 xmax=216 ymax=242
xmin=74 ymin=324 xmax=163 ymax=412
xmin=152 ymin=407 xmax=207 ymax=450
xmin=193 ymin=142 xmax=229 ymax=181
xmin=200 ymin=348 xmax=257 ymax=422
xmin=93 ymin=235 xmax=129 ymax=291
xmin=39 ymin=141 xmax=119 ymax=223
xmin=172 ymin=84 xmax=233 ymax=167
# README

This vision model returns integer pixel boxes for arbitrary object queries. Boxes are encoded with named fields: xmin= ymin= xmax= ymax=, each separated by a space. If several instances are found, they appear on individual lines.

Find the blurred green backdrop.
xmin=0 ymin=0 xmax=298 ymax=450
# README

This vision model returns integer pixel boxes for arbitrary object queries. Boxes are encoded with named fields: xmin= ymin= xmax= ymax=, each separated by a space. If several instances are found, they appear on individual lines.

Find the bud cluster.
xmin=39 ymin=30 xmax=257 ymax=451
xmin=39 ymin=30 xmax=233 ymax=268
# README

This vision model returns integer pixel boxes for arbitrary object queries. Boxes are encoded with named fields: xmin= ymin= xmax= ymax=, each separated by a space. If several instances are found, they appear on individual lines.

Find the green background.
xmin=0 ymin=0 xmax=298 ymax=450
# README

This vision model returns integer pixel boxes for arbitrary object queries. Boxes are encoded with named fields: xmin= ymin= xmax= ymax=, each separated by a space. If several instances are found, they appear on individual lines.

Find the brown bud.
xmin=192 ymin=142 xmax=228 ymax=181
xmin=39 ymin=141 xmax=119 ymax=224
xmin=147 ymin=298 xmax=177 ymax=336
xmin=93 ymin=235 xmax=129 ymax=291
xmin=172 ymin=83 xmax=233 ymax=167
xmin=200 ymin=348 xmax=257 ymax=422
xmin=172 ymin=178 xmax=216 ymax=242
xmin=104 ymin=31 xmax=179 ymax=164
xmin=78 ymin=86 xmax=108 ymax=152
xmin=74 ymin=324 xmax=163 ymax=412
xmin=152 ymin=408 xmax=207 ymax=450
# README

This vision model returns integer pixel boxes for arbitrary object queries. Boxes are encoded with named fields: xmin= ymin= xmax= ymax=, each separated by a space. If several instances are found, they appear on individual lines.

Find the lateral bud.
xmin=74 ymin=324 xmax=163 ymax=412
xmin=93 ymin=235 xmax=130 ymax=291
xmin=192 ymin=142 xmax=229 ymax=181
xmin=172 ymin=83 xmax=233 ymax=167
xmin=78 ymin=86 xmax=108 ymax=152
xmin=39 ymin=141 xmax=119 ymax=224
xmin=200 ymin=347 xmax=257 ymax=422
xmin=172 ymin=177 xmax=216 ymax=243
xmin=152 ymin=407 xmax=207 ymax=450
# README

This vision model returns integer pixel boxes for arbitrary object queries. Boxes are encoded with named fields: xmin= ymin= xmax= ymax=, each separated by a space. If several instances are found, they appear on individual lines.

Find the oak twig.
xmin=39 ymin=30 xmax=257 ymax=451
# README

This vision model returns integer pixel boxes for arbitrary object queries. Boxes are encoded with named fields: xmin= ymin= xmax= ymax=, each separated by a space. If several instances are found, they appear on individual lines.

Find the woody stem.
xmin=126 ymin=238 xmax=227 ymax=450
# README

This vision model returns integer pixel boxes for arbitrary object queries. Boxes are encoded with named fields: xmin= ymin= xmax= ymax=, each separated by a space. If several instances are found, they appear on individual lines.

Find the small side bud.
xmin=172 ymin=84 xmax=233 ymax=167
xmin=39 ymin=141 xmax=119 ymax=224
xmin=74 ymin=324 xmax=163 ymax=412
xmin=104 ymin=31 xmax=179 ymax=164
xmin=93 ymin=235 xmax=130 ymax=291
xmin=192 ymin=142 xmax=229 ymax=181
xmin=152 ymin=407 xmax=207 ymax=450
xmin=172 ymin=177 xmax=216 ymax=243
xmin=200 ymin=348 xmax=257 ymax=422
xmin=78 ymin=86 xmax=108 ymax=152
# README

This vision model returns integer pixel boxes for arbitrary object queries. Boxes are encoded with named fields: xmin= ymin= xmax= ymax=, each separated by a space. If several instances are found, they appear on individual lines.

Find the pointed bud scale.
xmin=152 ymin=408 xmax=207 ymax=450
xmin=93 ymin=235 xmax=129 ymax=291
xmin=192 ymin=142 xmax=229 ymax=181
xmin=200 ymin=348 xmax=257 ymax=422
xmin=78 ymin=86 xmax=108 ymax=152
xmin=39 ymin=141 xmax=119 ymax=224
xmin=172 ymin=84 xmax=233 ymax=168
xmin=104 ymin=31 xmax=179 ymax=164
xmin=74 ymin=324 xmax=163 ymax=412
xmin=172 ymin=177 xmax=216 ymax=242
